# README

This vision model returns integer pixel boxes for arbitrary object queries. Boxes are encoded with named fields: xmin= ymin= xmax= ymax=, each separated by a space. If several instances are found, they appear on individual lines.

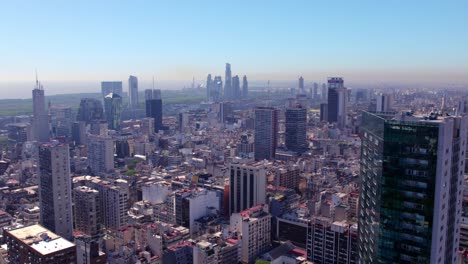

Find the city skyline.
xmin=1 ymin=1 xmax=467 ymax=96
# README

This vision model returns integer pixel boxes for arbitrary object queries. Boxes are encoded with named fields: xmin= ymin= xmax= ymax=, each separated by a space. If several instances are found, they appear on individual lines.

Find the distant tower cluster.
xmin=206 ymin=63 xmax=248 ymax=102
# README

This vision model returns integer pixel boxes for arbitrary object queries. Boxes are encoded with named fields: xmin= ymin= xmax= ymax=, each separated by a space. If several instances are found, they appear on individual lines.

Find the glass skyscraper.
xmin=104 ymin=93 xmax=123 ymax=131
xmin=358 ymin=111 xmax=467 ymax=263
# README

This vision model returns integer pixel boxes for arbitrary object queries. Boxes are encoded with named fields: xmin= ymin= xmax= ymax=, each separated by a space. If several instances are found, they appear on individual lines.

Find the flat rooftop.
xmin=7 ymin=224 xmax=74 ymax=255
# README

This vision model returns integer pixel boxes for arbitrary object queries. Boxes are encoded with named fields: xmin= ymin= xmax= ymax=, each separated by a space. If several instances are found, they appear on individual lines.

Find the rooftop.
xmin=7 ymin=224 xmax=75 ymax=256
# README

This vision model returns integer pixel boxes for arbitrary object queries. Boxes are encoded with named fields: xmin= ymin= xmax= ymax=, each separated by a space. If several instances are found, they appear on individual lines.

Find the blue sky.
xmin=1 ymin=0 xmax=467 ymax=85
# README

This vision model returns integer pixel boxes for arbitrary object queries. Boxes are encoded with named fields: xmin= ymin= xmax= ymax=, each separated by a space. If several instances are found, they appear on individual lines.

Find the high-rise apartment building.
xmin=358 ymin=111 xmax=467 ymax=263
xmin=229 ymin=161 xmax=267 ymax=215
xmin=87 ymin=134 xmax=114 ymax=175
xmin=285 ymin=106 xmax=307 ymax=153
xmin=224 ymin=63 xmax=232 ymax=99
xmin=104 ymin=93 xmax=123 ymax=130
xmin=254 ymin=107 xmax=278 ymax=161
xmin=73 ymin=186 xmax=102 ymax=236
xmin=327 ymin=77 xmax=347 ymax=128
xmin=145 ymin=89 xmax=163 ymax=132
xmin=38 ymin=141 xmax=73 ymax=240
xmin=32 ymin=80 xmax=50 ymax=143
xmin=4 ymin=224 xmax=76 ymax=264
xmin=230 ymin=204 xmax=271 ymax=264
xmin=77 ymin=98 xmax=104 ymax=124
xmin=101 ymin=81 xmax=123 ymax=99
xmin=128 ymin=75 xmax=139 ymax=109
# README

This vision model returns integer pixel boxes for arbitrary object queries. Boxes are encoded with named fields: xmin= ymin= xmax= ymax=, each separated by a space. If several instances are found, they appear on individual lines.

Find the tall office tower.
xmin=128 ymin=75 xmax=139 ymax=109
xmin=321 ymin=83 xmax=327 ymax=101
xmin=298 ymin=76 xmax=305 ymax=93
xmin=224 ymin=63 xmax=232 ymax=99
xmin=77 ymin=98 xmax=104 ymax=124
xmin=73 ymin=186 xmax=102 ymax=236
xmin=49 ymin=105 xmax=73 ymax=138
xmin=206 ymin=74 xmax=212 ymax=101
xmin=104 ymin=93 xmax=123 ymax=130
xmin=101 ymin=81 xmax=123 ymax=99
xmin=72 ymin=121 xmax=87 ymax=145
xmin=358 ymin=112 xmax=467 ymax=263
xmin=230 ymin=204 xmax=271 ymax=263
xmin=212 ymin=76 xmax=223 ymax=101
xmin=4 ymin=225 xmax=76 ymax=264
xmin=32 ymin=80 xmax=49 ymax=143
xmin=327 ymin=77 xmax=347 ymax=128
xmin=229 ymin=161 xmax=267 ymax=215
xmin=38 ymin=141 xmax=73 ymax=240
xmin=87 ymin=134 xmax=114 ymax=175
xmin=313 ymin=82 xmax=319 ymax=99
xmin=145 ymin=89 xmax=163 ymax=132
xmin=285 ymin=106 xmax=307 ymax=153
xmin=232 ymin=75 xmax=241 ymax=99
xmin=376 ymin=93 xmax=393 ymax=112
xmin=254 ymin=107 xmax=278 ymax=161
xmin=320 ymin=103 xmax=328 ymax=122
xmin=242 ymin=75 xmax=248 ymax=98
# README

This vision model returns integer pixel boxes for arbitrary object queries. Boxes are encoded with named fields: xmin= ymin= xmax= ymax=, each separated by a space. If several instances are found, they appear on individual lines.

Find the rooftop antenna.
xmin=152 ymin=76 xmax=155 ymax=90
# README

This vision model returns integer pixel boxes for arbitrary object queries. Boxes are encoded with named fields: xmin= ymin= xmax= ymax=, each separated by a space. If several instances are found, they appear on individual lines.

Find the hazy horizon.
xmin=1 ymin=1 xmax=467 ymax=96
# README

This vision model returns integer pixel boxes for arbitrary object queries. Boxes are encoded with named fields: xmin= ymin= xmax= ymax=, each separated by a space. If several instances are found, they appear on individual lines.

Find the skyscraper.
xmin=128 ymin=75 xmax=139 ymax=109
xmin=321 ymin=83 xmax=327 ymax=101
xmin=32 ymin=80 xmax=49 ymax=143
xmin=358 ymin=111 xmax=467 ymax=263
xmin=327 ymin=77 xmax=347 ymax=128
xmin=77 ymin=98 xmax=104 ymax=124
xmin=101 ymin=81 xmax=123 ymax=100
xmin=313 ymin=82 xmax=319 ymax=100
xmin=298 ymin=76 xmax=304 ymax=93
xmin=254 ymin=107 xmax=278 ymax=161
xmin=212 ymin=76 xmax=223 ymax=102
xmin=242 ymin=75 xmax=248 ymax=98
xmin=232 ymin=75 xmax=240 ymax=99
xmin=285 ymin=106 xmax=308 ymax=153
xmin=224 ymin=63 xmax=232 ymax=99
xmin=104 ymin=93 xmax=123 ymax=130
xmin=206 ymin=74 xmax=212 ymax=101
xmin=145 ymin=89 xmax=163 ymax=132
xmin=38 ymin=141 xmax=73 ymax=240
